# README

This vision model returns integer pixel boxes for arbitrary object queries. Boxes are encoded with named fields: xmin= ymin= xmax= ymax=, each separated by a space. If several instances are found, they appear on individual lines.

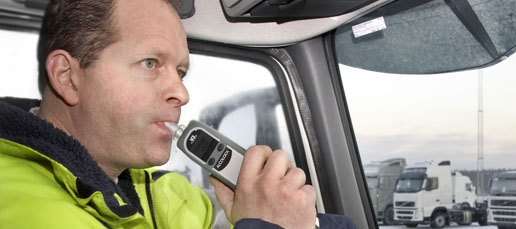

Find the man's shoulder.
xmin=0 ymin=141 xmax=73 ymax=201
xmin=0 ymin=196 xmax=104 ymax=228
xmin=0 ymin=138 xmax=78 ymax=202
xmin=0 ymin=148 xmax=101 ymax=227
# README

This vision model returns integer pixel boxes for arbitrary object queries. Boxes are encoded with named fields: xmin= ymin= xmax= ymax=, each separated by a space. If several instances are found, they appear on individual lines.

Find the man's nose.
xmin=162 ymin=71 xmax=190 ymax=106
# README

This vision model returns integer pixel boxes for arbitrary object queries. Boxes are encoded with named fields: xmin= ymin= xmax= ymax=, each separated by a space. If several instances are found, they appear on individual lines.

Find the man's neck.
xmin=39 ymin=93 xmax=123 ymax=182
xmin=39 ymin=97 xmax=74 ymax=137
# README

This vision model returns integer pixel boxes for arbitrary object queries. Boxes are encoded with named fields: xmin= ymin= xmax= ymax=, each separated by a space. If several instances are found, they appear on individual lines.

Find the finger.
xmin=209 ymin=176 xmax=234 ymax=220
xmin=300 ymin=184 xmax=317 ymax=206
xmin=238 ymin=145 xmax=273 ymax=178
xmin=282 ymin=167 xmax=306 ymax=189
xmin=262 ymin=150 xmax=293 ymax=179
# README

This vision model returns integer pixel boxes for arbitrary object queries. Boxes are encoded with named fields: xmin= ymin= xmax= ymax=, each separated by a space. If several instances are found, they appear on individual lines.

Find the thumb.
xmin=209 ymin=176 xmax=234 ymax=222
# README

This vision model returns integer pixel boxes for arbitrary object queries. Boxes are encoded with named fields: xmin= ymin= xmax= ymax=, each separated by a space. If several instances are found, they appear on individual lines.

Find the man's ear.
xmin=45 ymin=50 xmax=81 ymax=105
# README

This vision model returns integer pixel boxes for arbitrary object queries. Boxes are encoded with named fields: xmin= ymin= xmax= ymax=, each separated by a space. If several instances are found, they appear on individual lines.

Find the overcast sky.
xmin=340 ymin=57 xmax=516 ymax=170
xmin=1 ymin=29 xmax=515 ymax=172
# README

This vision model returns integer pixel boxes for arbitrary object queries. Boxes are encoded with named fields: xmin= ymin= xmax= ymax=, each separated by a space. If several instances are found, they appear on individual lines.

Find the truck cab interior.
xmin=1 ymin=0 xmax=516 ymax=228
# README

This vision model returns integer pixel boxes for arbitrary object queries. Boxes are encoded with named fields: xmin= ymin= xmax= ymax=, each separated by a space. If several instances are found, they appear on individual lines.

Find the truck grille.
xmin=395 ymin=209 xmax=415 ymax=221
xmin=395 ymin=201 xmax=415 ymax=207
xmin=398 ymin=216 xmax=413 ymax=220
xmin=491 ymin=200 xmax=516 ymax=207
xmin=396 ymin=211 xmax=413 ymax=214
xmin=493 ymin=211 xmax=516 ymax=216
xmin=494 ymin=217 xmax=516 ymax=222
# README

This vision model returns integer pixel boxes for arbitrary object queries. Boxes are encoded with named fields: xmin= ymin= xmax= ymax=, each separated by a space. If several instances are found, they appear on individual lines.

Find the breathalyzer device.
xmin=165 ymin=120 xmax=245 ymax=191
xmin=166 ymin=121 xmax=321 ymax=227
xmin=166 ymin=121 xmax=321 ymax=228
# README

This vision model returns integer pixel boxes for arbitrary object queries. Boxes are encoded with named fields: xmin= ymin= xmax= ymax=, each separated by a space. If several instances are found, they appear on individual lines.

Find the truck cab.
xmin=394 ymin=161 xmax=452 ymax=227
xmin=487 ymin=171 xmax=516 ymax=228
xmin=393 ymin=160 xmax=481 ymax=228
xmin=453 ymin=171 xmax=477 ymax=209
xmin=364 ymin=158 xmax=406 ymax=225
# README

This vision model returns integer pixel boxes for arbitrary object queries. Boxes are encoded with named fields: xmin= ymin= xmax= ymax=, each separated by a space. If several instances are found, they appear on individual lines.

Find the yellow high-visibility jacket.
xmin=0 ymin=100 xmax=212 ymax=228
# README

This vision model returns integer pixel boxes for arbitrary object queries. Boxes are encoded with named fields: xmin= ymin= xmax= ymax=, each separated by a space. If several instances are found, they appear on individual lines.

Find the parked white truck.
xmin=393 ymin=160 xmax=487 ymax=228
xmin=487 ymin=171 xmax=516 ymax=228
xmin=364 ymin=158 xmax=406 ymax=225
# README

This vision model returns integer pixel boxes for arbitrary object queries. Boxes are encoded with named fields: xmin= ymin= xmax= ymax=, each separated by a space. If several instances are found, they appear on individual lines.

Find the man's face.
xmin=72 ymin=0 xmax=189 ymax=173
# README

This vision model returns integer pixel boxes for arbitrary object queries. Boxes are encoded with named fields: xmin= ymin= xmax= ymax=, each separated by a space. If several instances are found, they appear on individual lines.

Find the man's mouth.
xmin=155 ymin=121 xmax=172 ymax=135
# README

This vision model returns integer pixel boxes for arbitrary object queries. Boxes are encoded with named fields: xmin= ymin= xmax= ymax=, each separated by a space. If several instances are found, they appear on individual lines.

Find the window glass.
xmin=163 ymin=56 xmax=294 ymax=228
xmin=159 ymin=53 xmax=295 ymax=188
xmin=430 ymin=178 xmax=438 ymax=190
xmin=218 ymin=104 xmax=257 ymax=148
xmin=0 ymin=31 xmax=296 ymax=189
xmin=0 ymin=30 xmax=40 ymax=99
xmin=339 ymin=50 xmax=516 ymax=226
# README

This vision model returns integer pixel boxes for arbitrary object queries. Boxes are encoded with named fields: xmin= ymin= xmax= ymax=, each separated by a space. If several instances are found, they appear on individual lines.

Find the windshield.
xmin=366 ymin=176 xmax=379 ymax=190
xmin=335 ymin=0 xmax=516 ymax=227
xmin=396 ymin=178 xmax=424 ymax=193
xmin=490 ymin=178 xmax=516 ymax=195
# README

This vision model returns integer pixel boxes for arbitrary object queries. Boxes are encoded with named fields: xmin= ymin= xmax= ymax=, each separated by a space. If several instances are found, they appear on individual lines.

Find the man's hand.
xmin=209 ymin=145 xmax=317 ymax=229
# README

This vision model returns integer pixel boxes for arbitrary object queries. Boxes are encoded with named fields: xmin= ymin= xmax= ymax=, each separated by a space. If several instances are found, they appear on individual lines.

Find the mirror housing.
xmin=176 ymin=0 xmax=196 ymax=19
xmin=220 ymin=0 xmax=375 ymax=22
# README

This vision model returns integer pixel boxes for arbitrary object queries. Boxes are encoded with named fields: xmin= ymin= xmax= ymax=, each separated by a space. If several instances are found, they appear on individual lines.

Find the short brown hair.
xmin=37 ymin=0 xmax=180 ymax=94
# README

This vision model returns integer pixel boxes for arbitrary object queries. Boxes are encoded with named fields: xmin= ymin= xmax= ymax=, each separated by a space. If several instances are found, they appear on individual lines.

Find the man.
xmin=0 ymin=0 xmax=354 ymax=228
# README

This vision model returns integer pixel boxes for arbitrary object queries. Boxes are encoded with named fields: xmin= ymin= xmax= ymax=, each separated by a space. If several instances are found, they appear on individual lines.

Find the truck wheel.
xmin=457 ymin=209 xmax=472 ymax=225
xmin=405 ymin=223 xmax=418 ymax=228
xmin=478 ymin=213 xmax=488 ymax=226
xmin=383 ymin=206 xmax=395 ymax=225
xmin=430 ymin=212 xmax=446 ymax=228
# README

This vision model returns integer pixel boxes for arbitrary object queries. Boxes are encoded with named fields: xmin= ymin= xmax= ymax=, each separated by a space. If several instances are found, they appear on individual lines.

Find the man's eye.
xmin=142 ymin=59 xmax=156 ymax=69
xmin=178 ymin=70 xmax=187 ymax=79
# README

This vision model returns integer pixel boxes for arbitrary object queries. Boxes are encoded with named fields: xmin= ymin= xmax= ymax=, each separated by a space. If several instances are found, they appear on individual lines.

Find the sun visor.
xmin=221 ymin=0 xmax=377 ymax=22
xmin=0 ymin=0 xmax=196 ymax=32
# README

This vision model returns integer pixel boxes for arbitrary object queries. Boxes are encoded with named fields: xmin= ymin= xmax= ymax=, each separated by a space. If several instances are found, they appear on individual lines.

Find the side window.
xmin=0 ymin=29 xmax=296 ymax=227
xmin=431 ymin=178 xmax=438 ymax=190
xmin=424 ymin=177 xmax=438 ymax=191
xmin=0 ymin=30 xmax=40 ymax=99
xmin=158 ymin=53 xmax=295 ymax=188
xmin=466 ymin=183 xmax=472 ymax=192
xmin=0 ymin=30 xmax=296 ymax=189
